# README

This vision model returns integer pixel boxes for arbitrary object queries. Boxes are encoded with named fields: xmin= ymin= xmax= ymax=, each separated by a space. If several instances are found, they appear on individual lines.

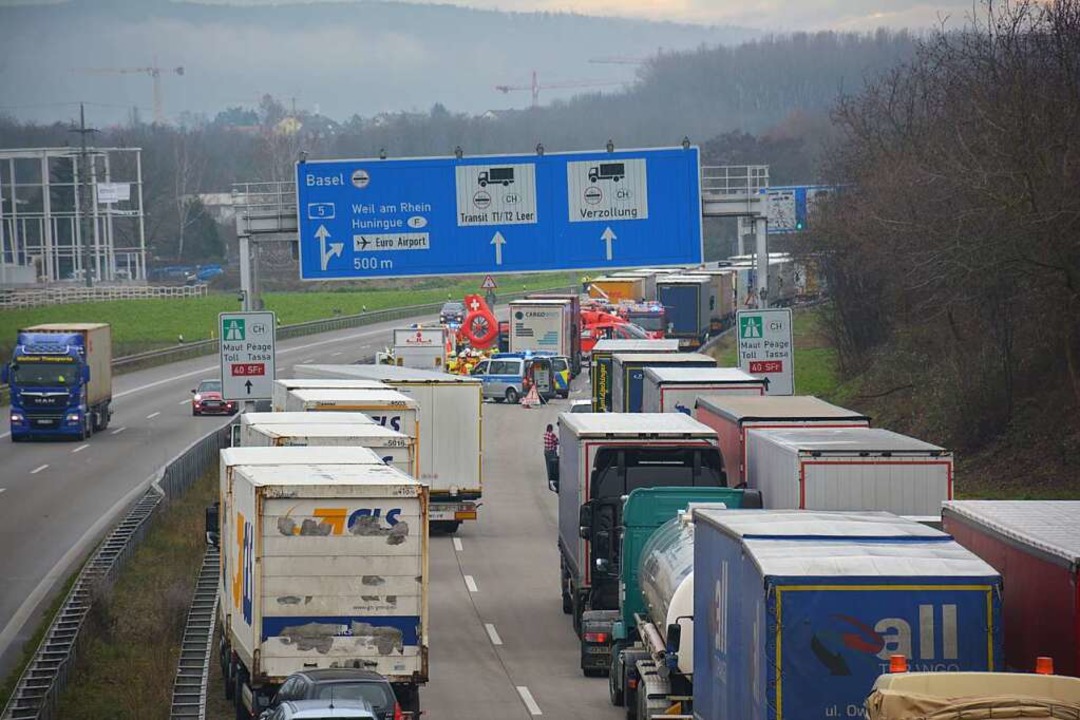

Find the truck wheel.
xmin=583 ymin=668 xmax=606 ymax=678
xmin=234 ymin=675 xmax=247 ymax=720
xmin=505 ymin=387 xmax=519 ymax=404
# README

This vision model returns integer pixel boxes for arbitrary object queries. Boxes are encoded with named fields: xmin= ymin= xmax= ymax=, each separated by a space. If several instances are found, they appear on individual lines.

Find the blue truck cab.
xmin=4 ymin=323 xmax=113 ymax=441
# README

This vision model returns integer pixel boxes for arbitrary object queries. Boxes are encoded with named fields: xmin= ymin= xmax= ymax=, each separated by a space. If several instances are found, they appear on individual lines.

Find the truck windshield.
xmin=615 ymin=324 xmax=649 ymax=339
xmin=591 ymin=447 xmax=725 ymax=498
xmin=11 ymin=362 xmax=77 ymax=386
xmin=629 ymin=315 xmax=664 ymax=331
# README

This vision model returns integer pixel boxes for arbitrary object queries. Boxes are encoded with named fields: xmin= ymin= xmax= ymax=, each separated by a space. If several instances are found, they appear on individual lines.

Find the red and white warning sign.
xmin=480 ymin=275 xmax=498 ymax=290
xmin=520 ymin=384 xmax=541 ymax=408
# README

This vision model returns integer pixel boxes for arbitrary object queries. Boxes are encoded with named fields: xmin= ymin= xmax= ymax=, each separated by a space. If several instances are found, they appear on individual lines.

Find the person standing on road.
xmin=543 ymin=423 xmax=559 ymax=491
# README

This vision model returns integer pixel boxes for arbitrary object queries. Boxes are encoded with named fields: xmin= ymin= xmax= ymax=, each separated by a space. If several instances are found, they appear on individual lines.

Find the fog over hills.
xmin=0 ymin=0 xmax=758 ymax=124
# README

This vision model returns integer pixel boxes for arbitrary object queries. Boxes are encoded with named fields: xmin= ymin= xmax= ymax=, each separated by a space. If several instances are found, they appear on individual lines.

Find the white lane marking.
xmin=178 ymin=399 xmax=191 ymax=405
xmin=111 ymin=427 xmax=126 ymax=435
xmin=146 ymin=412 xmax=160 ymax=420
xmin=331 ymin=351 xmax=343 ymax=357
xmin=0 ymin=466 xmax=161 ymax=662
xmin=30 ymin=465 xmax=48 ymax=474
xmin=0 ymin=488 xmax=6 ymax=494
xmin=301 ymin=357 xmax=316 ymax=363
xmin=453 ymin=537 xmax=463 ymax=552
xmin=516 ymin=686 xmax=542 ymax=716
xmin=72 ymin=444 xmax=89 ymax=454
xmin=464 ymin=575 xmax=478 ymax=593
xmin=484 ymin=623 xmax=503 ymax=646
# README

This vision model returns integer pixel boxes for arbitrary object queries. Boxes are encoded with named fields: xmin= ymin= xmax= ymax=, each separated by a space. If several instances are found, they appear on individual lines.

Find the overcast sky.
xmin=0 ymin=0 xmax=979 ymax=31
xmin=176 ymin=0 xmax=977 ymax=30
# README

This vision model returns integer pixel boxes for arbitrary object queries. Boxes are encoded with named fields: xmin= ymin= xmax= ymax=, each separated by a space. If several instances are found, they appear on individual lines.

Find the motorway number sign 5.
xmin=219 ymin=311 xmax=276 ymax=401
xmin=736 ymin=308 xmax=793 ymax=395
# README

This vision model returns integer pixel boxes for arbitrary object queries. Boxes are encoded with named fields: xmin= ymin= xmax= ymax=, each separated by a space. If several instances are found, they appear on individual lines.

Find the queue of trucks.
xmin=550 ymin=331 xmax=1078 ymax=719
xmin=211 ymin=360 xmax=492 ymax=718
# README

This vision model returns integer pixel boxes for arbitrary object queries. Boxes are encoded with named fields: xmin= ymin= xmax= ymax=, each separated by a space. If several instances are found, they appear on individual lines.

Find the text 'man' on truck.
xmin=4 ymin=322 xmax=112 ymax=441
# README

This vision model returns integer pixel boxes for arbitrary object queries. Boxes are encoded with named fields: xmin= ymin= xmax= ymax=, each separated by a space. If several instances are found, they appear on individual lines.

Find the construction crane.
xmin=495 ymin=70 xmax=625 ymax=108
xmin=78 ymin=59 xmax=184 ymax=124
xmin=588 ymin=56 xmax=649 ymax=65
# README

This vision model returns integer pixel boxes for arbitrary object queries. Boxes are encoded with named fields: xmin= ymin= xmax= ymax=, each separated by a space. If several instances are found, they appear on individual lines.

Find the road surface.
xmin=0 ymin=314 xmax=436 ymax=676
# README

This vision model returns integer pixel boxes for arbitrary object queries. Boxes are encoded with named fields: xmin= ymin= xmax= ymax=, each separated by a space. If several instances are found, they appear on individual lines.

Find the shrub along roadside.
xmin=52 ymin=471 xmax=217 ymax=720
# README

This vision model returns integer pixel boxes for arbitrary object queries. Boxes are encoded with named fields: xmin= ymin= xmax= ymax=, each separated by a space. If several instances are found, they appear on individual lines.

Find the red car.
xmin=191 ymin=379 xmax=237 ymax=416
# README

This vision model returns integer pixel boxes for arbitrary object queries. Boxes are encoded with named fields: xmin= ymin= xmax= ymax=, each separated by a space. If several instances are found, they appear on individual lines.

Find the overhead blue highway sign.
xmin=765 ymin=184 xmax=837 ymax=234
xmin=295 ymin=147 xmax=702 ymax=280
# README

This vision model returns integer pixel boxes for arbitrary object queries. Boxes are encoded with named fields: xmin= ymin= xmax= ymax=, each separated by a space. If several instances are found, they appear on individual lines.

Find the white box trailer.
xmin=294 ymin=365 xmax=483 ymax=531
xmin=283 ymin=388 xmax=420 ymax=439
xmin=271 ymin=378 xmax=387 ymax=412
xmin=218 ymin=457 xmax=428 ymax=715
xmin=509 ymin=299 xmax=574 ymax=357
xmin=239 ymin=412 xmax=417 ymax=477
xmin=216 ymin=446 xmax=397 ymax=708
xmin=745 ymin=427 xmax=953 ymax=516
xmin=393 ymin=326 xmax=450 ymax=370
xmin=694 ymin=395 xmax=871 ymax=485
xmin=641 ymin=366 xmax=765 ymax=414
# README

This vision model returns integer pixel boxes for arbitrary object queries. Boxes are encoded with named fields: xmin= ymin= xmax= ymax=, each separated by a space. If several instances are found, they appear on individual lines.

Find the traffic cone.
xmin=521 ymin=384 xmax=541 ymax=408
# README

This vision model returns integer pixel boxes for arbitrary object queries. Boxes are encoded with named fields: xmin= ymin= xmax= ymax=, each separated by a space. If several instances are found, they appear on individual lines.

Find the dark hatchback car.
xmin=260 ymin=670 xmax=402 ymax=720
xmin=439 ymin=301 xmax=466 ymax=325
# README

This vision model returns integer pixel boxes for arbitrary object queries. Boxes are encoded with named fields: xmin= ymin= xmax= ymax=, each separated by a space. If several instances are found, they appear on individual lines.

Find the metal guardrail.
xmin=0 ymin=285 xmax=577 ymax=400
xmin=0 ymin=285 xmax=209 ymax=310
xmin=0 ymin=423 xmax=233 ymax=720
xmin=169 ymin=548 xmax=220 ymax=720
xmin=700 ymin=165 xmax=769 ymax=196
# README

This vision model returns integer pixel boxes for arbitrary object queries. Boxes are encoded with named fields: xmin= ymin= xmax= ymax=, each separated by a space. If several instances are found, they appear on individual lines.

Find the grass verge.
xmin=707 ymin=307 xmax=841 ymax=399
xmin=0 ymin=273 xmax=574 ymax=362
xmin=54 ymin=471 xmax=217 ymax=720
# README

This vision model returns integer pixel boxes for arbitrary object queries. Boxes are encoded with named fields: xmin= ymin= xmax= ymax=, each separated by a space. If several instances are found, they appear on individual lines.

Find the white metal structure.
xmin=0 ymin=147 xmax=147 ymax=285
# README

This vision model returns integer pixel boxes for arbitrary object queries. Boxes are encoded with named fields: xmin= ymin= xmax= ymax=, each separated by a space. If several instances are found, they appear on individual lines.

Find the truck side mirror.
xmin=740 ymin=489 xmax=764 ymax=509
xmin=230 ymin=424 xmax=242 ymax=447
xmin=578 ymin=503 xmax=592 ymax=540
xmin=205 ymin=502 xmax=220 ymax=547
xmin=667 ymin=622 xmax=682 ymax=653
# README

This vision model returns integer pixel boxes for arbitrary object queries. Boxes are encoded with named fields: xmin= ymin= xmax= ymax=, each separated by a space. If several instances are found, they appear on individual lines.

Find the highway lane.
xmin=422 ymin=381 xmax=621 ymax=719
xmin=0 ymin=313 xmax=437 ymax=676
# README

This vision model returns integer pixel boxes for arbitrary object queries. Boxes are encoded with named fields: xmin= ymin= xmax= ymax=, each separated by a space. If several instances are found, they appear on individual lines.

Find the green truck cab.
xmin=579 ymin=486 xmax=761 ymax=681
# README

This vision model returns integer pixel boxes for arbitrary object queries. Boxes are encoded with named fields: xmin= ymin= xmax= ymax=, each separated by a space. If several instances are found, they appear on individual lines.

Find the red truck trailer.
xmin=693 ymin=395 xmax=870 ymax=485
xmin=943 ymin=501 xmax=1080 ymax=676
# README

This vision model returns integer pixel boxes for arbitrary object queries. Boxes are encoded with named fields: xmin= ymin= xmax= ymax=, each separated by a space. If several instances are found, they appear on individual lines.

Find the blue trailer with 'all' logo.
xmin=690 ymin=510 xmax=1002 ymax=720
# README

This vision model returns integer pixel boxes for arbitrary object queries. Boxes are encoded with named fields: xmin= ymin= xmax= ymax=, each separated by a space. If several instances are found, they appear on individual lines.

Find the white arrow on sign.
xmin=315 ymin=225 xmax=344 ymax=271
xmin=491 ymin=231 xmax=506 ymax=266
xmin=601 ymin=227 xmax=617 ymax=261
